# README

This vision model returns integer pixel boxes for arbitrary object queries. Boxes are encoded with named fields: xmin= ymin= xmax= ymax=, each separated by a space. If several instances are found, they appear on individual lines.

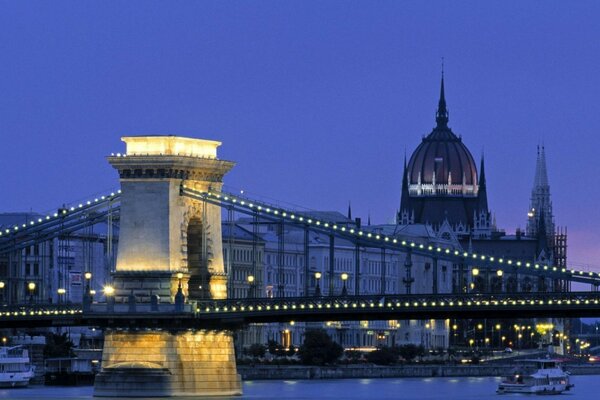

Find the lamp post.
xmin=247 ymin=275 xmax=255 ymax=299
xmin=57 ymin=288 xmax=66 ymax=304
xmin=494 ymin=324 xmax=501 ymax=348
xmin=341 ymin=273 xmax=348 ymax=296
xmin=104 ymin=285 xmax=115 ymax=312
xmin=175 ymin=272 xmax=185 ymax=311
xmin=83 ymin=272 xmax=93 ymax=310
xmin=314 ymin=272 xmax=322 ymax=297
xmin=28 ymin=282 xmax=36 ymax=304
xmin=470 ymin=268 xmax=479 ymax=293
xmin=0 ymin=281 xmax=4 ymax=304
xmin=84 ymin=272 xmax=92 ymax=293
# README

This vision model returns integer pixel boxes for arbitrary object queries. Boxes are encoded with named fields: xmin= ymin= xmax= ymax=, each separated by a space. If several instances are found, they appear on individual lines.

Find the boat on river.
xmin=496 ymin=359 xmax=573 ymax=395
xmin=0 ymin=346 xmax=35 ymax=387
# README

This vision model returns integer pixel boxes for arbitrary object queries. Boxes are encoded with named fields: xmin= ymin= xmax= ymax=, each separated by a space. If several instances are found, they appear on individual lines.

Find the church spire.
xmin=527 ymin=145 xmax=554 ymax=238
xmin=347 ymin=201 xmax=352 ymax=220
xmin=436 ymin=71 xmax=449 ymax=128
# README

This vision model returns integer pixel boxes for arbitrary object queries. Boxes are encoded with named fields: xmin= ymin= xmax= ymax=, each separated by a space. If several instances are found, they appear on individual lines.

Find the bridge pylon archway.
xmin=94 ymin=135 xmax=241 ymax=397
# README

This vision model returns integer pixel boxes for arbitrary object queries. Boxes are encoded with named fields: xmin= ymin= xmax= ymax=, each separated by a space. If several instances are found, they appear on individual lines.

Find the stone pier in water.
xmin=93 ymin=135 xmax=241 ymax=397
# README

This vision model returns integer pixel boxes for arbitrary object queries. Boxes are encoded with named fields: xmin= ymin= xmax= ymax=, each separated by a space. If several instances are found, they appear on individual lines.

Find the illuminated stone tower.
xmin=94 ymin=135 xmax=241 ymax=397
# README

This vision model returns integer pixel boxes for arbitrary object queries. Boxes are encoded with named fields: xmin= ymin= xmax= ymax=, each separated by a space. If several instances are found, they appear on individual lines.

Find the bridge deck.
xmin=2 ymin=292 xmax=600 ymax=328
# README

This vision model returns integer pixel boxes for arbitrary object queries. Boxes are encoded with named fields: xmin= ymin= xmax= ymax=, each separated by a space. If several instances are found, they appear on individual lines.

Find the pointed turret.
xmin=536 ymin=210 xmax=550 ymax=258
xmin=527 ymin=145 xmax=554 ymax=238
xmin=347 ymin=202 xmax=352 ymax=220
xmin=435 ymin=73 xmax=449 ymax=128
xmin=477 ymin=155 xmax=489 ymax=213
xmin=398 ymin=155 xmax=411 ymax=223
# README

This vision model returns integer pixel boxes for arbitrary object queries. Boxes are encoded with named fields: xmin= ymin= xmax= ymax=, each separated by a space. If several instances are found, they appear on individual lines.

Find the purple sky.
xmin=1 ymin=1 xmax=600 ymax=271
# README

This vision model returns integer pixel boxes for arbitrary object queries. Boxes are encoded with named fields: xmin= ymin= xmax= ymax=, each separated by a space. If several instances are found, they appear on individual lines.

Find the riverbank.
xmin=238 ymin=364 xmax=600 ymax=380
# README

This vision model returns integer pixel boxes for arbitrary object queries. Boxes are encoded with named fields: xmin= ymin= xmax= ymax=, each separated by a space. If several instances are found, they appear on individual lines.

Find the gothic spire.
xmin=527 ymin=145 xmax=554 ymax=238
xmin=399 ymin=154 xmax=411 ymax=223
xmin=347 ymin=202 xmax=352 ymax=220
xmin=477 ymin=154 xmax=489 ymax=213
xmin=436 ymin=72 xmax=449 ymax=128
xmin=534 ymin=145 xmax=549 ymax=188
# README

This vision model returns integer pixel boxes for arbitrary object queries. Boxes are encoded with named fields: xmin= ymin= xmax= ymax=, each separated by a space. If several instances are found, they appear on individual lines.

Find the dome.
xmin=407 ymin=129 xmax=478 ymax=186
xmin=406 ymin=77 xmax=478 ymax=190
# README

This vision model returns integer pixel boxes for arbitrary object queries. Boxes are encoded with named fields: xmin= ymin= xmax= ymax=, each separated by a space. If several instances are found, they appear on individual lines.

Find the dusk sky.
xmin=1 ymin=1 xmax=600 ymax=271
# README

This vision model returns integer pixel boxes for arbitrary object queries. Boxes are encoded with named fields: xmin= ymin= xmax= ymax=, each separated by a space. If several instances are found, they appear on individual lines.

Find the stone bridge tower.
xmin=95 ymin=135 xmax=241 ymax=397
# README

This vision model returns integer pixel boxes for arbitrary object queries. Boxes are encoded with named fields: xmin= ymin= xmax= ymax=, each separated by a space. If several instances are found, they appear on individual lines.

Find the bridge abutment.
xmin=94 ymin=329 xmax=241 ymax=397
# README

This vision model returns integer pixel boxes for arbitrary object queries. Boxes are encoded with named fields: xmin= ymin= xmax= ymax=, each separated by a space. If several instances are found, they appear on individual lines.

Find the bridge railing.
xmin=194 ymin=291 xmax=600 ymax=314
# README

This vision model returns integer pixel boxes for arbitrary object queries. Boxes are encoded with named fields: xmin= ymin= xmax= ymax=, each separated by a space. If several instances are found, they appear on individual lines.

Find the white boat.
xmin=497 ymin=359 xmax=573 ymax=395
xmin=0 ymin=346 xmax=35 ymax=388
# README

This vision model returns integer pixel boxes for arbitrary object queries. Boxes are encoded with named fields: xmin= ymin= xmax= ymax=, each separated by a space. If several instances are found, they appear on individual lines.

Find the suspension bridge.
xmin=0 ymin=135 xmax=599 ymax=397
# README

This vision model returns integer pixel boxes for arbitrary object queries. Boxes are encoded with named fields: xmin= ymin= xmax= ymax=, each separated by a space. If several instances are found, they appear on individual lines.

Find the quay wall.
xmin=238 ymin=364 xmax=600 ymax=380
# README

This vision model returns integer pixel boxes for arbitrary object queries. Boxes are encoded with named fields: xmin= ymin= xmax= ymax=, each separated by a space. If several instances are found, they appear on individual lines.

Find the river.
xmin=0 ymin=376 xmax=597 ymax=399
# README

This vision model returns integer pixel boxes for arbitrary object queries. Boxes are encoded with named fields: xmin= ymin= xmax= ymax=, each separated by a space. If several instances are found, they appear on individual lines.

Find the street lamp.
xmin=84 ymin=272 xmax=93 ymax=308
xmin=247 ymin=275 xmax=255 ymax=299
xmin=103 ymin=285 xmax=115 ymax=296
xmin=175 ymin=272 xmax=185 ymax=311
xmin=28 ymin=282 xmax=36 ymax=304
xmin=314 ymin=272 xmax=322 ymax=296
xmin=493 ymin=324 xmax=501 ymax=348
xmin=341 ymin=273 xmax=348 ymax=296
xmin=0 ymin=281 xmax=4 ymax=304
xmin=104 ymin=285 xmax=115 ymax=312
xmin=57 ymin=288 xmax=66 ymax=304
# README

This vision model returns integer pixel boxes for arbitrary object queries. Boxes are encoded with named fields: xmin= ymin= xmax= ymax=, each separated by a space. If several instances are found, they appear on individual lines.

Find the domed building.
xmin=398 ymin=76 xmax=491 ymax=237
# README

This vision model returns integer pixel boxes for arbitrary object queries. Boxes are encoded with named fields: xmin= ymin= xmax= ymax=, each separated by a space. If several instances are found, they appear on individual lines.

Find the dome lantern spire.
xmin=436 ymin=69 xmax=449 ymax=128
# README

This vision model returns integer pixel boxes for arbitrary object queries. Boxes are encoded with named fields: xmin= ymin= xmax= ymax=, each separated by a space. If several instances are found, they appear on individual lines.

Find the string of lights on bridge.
xmin=0 ymin=309 xmax=82 ymax=318
xmin=1 ymin=294 xmax=600 ymax=321
xmin=3 ymin=185 xmax=599 ymax=282
xmin=196 ymin=296 xmax=600 ymax=315
xmin=191 ymin=187 xmax=600 ymax=281
xmin=0 ymin=190 xmax=121 ymax=237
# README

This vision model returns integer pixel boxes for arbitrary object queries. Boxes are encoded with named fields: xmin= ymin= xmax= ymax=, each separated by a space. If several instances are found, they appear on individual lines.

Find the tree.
xmin=344 ymin=350 xmax=364 ymax=363
xmin=366 ymin=346 xmax=398 ymax=365
xmin=267 ymin=339 xmax=286 ymax=357
xmin=397 ymin=344 xmax=425 ymax=363
xmin=298 ymin=329 xmax=343 ymax=365
xmin=44 ymin=332 xmax=75 ymax=358
xmin=245 ymin=343 xmax=266 ymax=358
